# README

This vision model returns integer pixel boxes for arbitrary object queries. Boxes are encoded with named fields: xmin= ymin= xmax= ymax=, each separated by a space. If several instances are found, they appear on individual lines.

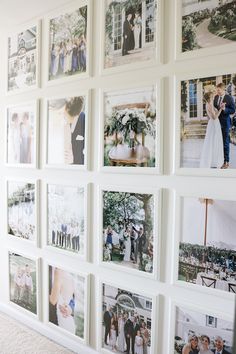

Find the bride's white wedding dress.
xmin=123 ymin=233 xmax=131 ymax=262
xmin=57 ymin=294 xmax=76 ymax=333
xmin=200 ymin=102 xmax=224 ymax=168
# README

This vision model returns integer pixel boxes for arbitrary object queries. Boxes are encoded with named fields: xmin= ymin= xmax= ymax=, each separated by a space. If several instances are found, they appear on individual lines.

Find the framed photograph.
xmin=46 ymin=0 xmax=91 ymax=84
xmin=98 ymin=185 xmax=160 ymax=278
xmin=7 ymin=179 xmax=38 ymax=245
xmin=174 ymin=194 xmax=236 ymax=295
xmin=97 ymin=281 xmax=157 ymax=354
xmin=175 ymin=70 xmax=236 ymax=176
xmin=176 ymin=0 xmax=236 ymax=60
xmin=100 ymin=84 xmax=161 ymax=174
xmin=8 ymin=251 xmax=39 ymax=317
xmin=47 ymin=263 xmax=89 ymax=344
xmin=6 ymin=101 xmax=38 ymax=168
xmin=101 ymin=0 xmax=161 ymax=74
xmin=172 ymin=303 xmax=234 ymax=354
xmin=7 ymin=21 xmax=40 ymax=93
xmin=45 ymin=92 xmax=89 ymax=169
xmin=46 ymin=183 xmax=88 ymax=259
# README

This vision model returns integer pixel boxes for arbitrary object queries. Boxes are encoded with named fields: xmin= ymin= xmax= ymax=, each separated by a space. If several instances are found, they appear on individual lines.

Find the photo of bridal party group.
xmin=180 ymin=73 xmax=236 ymax=169
xmin=47 ymin=184 xmax=85 ymax=255
xmin=8 ymin=181 xmax=36 ymax=242
xmin=103 ymin=86 xmax=157 ymax=168
xmin=174 ymin=306 xmax=233 ymax=353
xmin=49 ymin=5 xmax=87 ymax=80
xmin=102 ymin=191 xmax=155 ymax=273
xmin=9 ymin=252 xmax=37 ymax=315
xmin=182 ymin=0 xmax=236 ymax=53
xmin=49 ymin=266 xmax=86 ymax=339
xmin=178 ymin=197 xmax=236 ymax=293
xmin=102 ymin=283 xmax=153 ymax=354
xmin=104 ymin=0 xmax=157 ymax=68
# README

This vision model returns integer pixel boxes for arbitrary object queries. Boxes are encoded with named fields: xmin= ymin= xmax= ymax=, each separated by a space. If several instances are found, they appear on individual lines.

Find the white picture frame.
xmin=99 ymin=82 xmax=162 ymax=174
xmin=41 ymin=180 xmax=90 ymax=261
xmin=173 ymin=190 xmax=236 ymax=299
xmin=174 ymin=66 xmax=236 ymax=177
xmin=100 ymin=0 xmax=162 ymax=76
xmin=6 ymin=20 xmax=41 ymax=95
xmin=8 ymin=249 xmax=41 ymax=320
xmin=97 ymin=184 xmax=161 ymax=280
xmin=96 ymin=278 xmax=158 ymax=354
xmin=44 ymin=0 xmax=92 ymax=87
xmin=6 ymin=178 xmax=39 ymax=247
xmin=44 ymin=90 xmax=90 ymax=170
xmin=175 ymin=0 xmax=236 ymax=61
xmin=5 ymin=100 xmax=39 ymax=169
xmin=44 ymin=260 xmax=90 ymax=346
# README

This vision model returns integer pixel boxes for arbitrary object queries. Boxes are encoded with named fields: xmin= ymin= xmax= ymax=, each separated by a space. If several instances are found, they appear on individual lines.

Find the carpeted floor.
xmin=0 ymin=312 xmax=75 ymax=354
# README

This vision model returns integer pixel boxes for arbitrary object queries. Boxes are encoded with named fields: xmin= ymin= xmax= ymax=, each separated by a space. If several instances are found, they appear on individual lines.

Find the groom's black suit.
xmin=214 ymin=93 xmax=235 ymax=163
xmin=211 ymin=349 xmax=230 ymax=354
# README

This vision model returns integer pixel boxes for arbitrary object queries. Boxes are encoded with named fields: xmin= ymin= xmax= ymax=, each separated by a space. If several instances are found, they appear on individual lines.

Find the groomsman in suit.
xmin=211 ymin=336 xmax=230 ymax=354
xmin=103 ymin=306 xmax=113 ymax=345
xmin=214 ymin=82 xmax=235 ymax=169
xmin=122 ymin=14 xmax=132 ymax=56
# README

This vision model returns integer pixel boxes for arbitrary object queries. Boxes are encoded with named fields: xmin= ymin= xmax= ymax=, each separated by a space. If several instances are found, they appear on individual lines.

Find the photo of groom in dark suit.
xmin=122 ymin=14 xmax=133 ymax=56
xmin=214 ymin=82 xmax=235 ymax=169
xmin=211 ymin=335 xmax=230 ymax=354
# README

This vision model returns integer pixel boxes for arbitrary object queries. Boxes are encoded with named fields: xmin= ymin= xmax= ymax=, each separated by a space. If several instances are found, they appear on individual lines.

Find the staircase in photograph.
xmin=183 ymin=120 xmax=208 ymax=139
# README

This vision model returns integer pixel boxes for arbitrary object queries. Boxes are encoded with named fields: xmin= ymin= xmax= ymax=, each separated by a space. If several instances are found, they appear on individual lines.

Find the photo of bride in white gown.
xmin=200 ymin=92 xmax=224 ymax=168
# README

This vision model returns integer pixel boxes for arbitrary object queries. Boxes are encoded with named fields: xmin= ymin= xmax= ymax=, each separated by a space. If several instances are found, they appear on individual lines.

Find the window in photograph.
xmin=174 ymin=306 xmax=233 ymax=353
xmin=206 ymin=315 xmax=217 ymax=328
xmin=180 ymin=73 xmax=236 ymax=169
xmin=104 ymin=0 xmax=157 ymax=69
xmin=178 ymin=197 xmax=236 ymax=293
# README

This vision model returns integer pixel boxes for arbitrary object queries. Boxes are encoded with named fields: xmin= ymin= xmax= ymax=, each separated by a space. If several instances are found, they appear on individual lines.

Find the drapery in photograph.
xmin=8 ymin=24 xmax=38 ymax=91
xmin=180 ymin=74 xmax=236 ymax=169
xmin=104 ymin=87 xmax=157 ymax=168
xmin=102 ymin=283 xmax=153 ymax=353
xmin=49 ymin=5 xmax=87 ymax=80
xmin=47 ymin=96 xmax=86 ymax=166
xmin=178 ymin=197 xmax=236 ymax=293
xmin=8 ymin=181 xmax=36 ymax=242
xmin=174 ymin=306 xmax=233 ymax=353
xmin=47 ymin=184 xmax=85 ymax=255
xmin=182 ymin=0 xmax=236 ymax=53
xmin=104 ymin=0 xmax=157 ymax=69
xmin=103 ymin=191 xmax=155 ymax=273
xmin=9 ymin=252 xmax=37 ymax=315
xmin=7 ymin=103 xmax=36 ymax=166
xmin=49 ymin=266 xmax=85 ymax=339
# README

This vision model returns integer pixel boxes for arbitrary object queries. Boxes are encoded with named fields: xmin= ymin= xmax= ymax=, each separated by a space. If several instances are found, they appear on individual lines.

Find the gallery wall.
xmin=0 ymin=0 xmax=235 ymax=353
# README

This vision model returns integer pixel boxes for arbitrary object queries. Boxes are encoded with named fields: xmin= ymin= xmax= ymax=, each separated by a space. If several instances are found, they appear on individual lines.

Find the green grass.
xmin=208 ymin=23 xmax=236 ymax=41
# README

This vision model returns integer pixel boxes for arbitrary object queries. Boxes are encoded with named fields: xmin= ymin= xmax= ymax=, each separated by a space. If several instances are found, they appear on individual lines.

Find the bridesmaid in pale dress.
xmin=134 ymin=330 xmax=144 ymax=354
xmin=118 ymin=314 xmax=126 ymax=352
xmin=140 ymin=322 xmax=149 ymax=354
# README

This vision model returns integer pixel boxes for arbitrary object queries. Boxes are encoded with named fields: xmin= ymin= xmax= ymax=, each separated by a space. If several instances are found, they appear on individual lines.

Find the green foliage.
xmin=181 ymin=81 xmax=188 ymax=113
xmin=182 ymin=16 xmax=197 ymax=52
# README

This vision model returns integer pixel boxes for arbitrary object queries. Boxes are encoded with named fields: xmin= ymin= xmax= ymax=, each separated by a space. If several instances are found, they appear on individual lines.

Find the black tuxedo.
xmin=211 ymin=349 xmax=230 ymax=354
xmin=124 ymin=319 xmax=134 ymax=353
xmin=122 ymin=19 xmax=132 ymax=56
xmin=71 ymin=111 xmax=85 ymax=165
xmin=103 ymin=310 xmax=112 ymax=344
xmin=214 ymin=93 xmax=235 ymax=163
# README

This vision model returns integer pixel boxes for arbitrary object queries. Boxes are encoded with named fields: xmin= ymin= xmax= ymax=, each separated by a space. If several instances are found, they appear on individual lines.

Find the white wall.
xmin=0 ymin=0 xmax=235 ymax=353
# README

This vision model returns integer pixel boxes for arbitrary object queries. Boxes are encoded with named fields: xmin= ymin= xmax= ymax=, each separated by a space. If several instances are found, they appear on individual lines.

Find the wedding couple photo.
xmin=180 ymin=73 xmax=236 ymax=169
xmin=102 ymin=283 xmax=153 ymax=354
xmin=102 ymin=191 xmax=155 ymax=274
xmin=174 ymin=306 xmax=233 ymax=353
xmin=49 ymin=266 xmax=86 ymax=339
xmin=178 ymin=197 xmax=236 ymax=293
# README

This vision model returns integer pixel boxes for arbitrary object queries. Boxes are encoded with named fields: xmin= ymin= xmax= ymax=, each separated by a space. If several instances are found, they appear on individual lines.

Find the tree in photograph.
xmin=182 ymin=16 xmax=197 ymax=52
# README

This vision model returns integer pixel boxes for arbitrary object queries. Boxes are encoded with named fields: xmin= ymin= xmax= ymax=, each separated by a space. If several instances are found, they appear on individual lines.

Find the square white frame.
xmin=96 ymin=278 xmax=158 ymax=354
xmin=43 ymin=260 xmax=90 ymax=346
xmin=8 ymin=249 xmax=41 ymax=320
xmin=172 ymin=190 xmax=236 ymax=300
xmin=174 ymin=66 xmax=236 ymax=178
xmin=97 ymin=185 xmax=161 ymax=280
xmin=5 ymin=178 xmax=39 ymax=247
xmin=6 ymin=20 xmax=41 ymax=95
xmin=44 ymin=0 xmax=92 ymax=87
xmin=42 ymin=180 xmax=90 ymax=261
xmin=175 ymin=0 xmax=236 ymax=61
xmin=99 ymin=0 xmax=163 ymax=76
xmin=5 ymin=100 xmax=39 ymax=169
xmin=43 ymin=90 xmax=91 ymax=171
xmin=99 ymin=81 xmax=163 ymax=174
xmin=169 ymin=299 xmax=235 ymax=354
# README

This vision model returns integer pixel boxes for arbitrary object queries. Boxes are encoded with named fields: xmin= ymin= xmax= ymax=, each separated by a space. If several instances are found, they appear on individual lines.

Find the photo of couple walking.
xmin=181 ymin=74 xmax=236 ymax=169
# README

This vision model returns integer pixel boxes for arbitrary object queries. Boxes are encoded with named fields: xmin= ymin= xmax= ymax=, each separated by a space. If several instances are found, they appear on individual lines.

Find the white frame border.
xmin=99 ymin=81 xmax=163 ymax=175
